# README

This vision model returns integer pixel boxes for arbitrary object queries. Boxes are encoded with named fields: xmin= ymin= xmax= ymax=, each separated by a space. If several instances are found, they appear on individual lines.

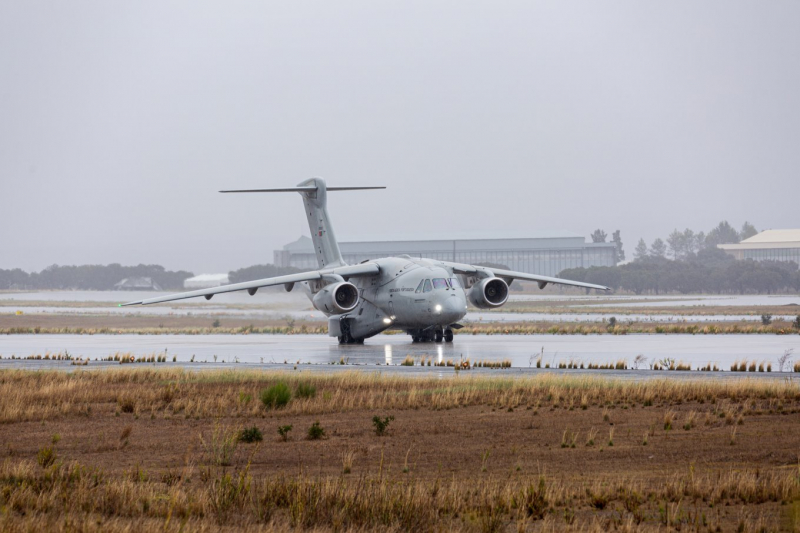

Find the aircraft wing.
xmin=120 ymin=262 xmax=380 ymax=306
xmin=439 ymin=261 xmax=610 ymax=291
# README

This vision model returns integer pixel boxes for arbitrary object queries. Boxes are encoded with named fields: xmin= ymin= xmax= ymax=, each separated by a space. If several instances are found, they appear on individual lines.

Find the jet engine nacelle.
xmin=468 ymin=277 xmax=509 ymax=309
xmin=312 ymin=281 xmax=359 ymax=314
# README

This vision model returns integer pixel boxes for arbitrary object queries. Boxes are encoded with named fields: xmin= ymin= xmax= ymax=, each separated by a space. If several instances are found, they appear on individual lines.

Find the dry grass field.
xmin=0 ymin=369 xmax=799 ymax=531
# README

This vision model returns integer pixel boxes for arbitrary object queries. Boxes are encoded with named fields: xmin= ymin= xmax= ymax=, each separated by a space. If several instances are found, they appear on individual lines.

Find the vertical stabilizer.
xmin=296 ymin=177 xmax=345 ymax=269
xmin=220 ymin=179 xmax=385 ymax=270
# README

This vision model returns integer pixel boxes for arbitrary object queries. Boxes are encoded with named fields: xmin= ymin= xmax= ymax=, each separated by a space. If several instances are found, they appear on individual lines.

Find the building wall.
xmin=725 ymin=248 xmax=800 ymax=266
xmin=275 ymin=238 xmax=617 ymax=276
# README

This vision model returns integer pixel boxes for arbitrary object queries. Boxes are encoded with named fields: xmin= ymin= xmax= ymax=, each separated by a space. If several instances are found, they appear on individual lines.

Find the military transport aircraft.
xmin=122 ymin=178 xmax=609 ymax=344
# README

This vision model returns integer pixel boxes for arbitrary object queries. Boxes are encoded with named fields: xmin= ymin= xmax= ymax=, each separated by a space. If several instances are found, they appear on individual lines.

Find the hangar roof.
xmin=719 ymin=229 xmax=800 ymax=250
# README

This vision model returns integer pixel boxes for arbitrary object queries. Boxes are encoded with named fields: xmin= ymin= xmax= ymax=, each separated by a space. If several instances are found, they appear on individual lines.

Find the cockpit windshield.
xmin=432 ymin=278 xmax=448 ymax=290
xmin=448 ymin=278 xmax=461 ymax=289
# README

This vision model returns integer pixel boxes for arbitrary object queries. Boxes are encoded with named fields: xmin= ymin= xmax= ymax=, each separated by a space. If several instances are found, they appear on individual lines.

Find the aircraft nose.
xmin=434 ymin=295 xmax=466 ymax=324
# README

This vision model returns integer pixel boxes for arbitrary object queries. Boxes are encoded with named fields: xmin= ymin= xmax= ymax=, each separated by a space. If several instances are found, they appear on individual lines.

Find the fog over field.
xmin=1 ymin=2 xmax=798 ymax=273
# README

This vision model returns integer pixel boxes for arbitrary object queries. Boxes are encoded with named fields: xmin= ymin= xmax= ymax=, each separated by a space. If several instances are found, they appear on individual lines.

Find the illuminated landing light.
xmin=383 ymin=317 xmax=392 ymax=324
xmin=434 ymin=304 xmax=442 ymax=312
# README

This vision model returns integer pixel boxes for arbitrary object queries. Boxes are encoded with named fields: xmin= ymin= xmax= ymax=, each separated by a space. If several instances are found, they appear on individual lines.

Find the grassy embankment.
xmin=0 ymin=369 xmax=799 ymax=531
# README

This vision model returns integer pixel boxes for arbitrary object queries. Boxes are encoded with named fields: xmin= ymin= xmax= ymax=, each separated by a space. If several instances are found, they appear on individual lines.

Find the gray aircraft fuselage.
xmin=303 ymin=256 xmax=466 ymax=342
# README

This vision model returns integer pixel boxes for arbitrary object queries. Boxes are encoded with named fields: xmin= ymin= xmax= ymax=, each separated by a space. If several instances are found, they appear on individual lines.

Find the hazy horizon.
xmin=2 ymin=2 xmax=798 ymax=274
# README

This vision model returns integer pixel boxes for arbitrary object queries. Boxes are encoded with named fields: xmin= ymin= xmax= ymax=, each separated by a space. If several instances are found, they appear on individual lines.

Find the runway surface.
xmin=2 ymin=333 xmax=798 ymax=370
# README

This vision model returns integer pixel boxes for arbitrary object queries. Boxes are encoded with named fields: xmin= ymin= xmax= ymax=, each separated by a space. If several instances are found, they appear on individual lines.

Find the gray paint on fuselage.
xmin=306 ymin=255 xmax=468 ymax=339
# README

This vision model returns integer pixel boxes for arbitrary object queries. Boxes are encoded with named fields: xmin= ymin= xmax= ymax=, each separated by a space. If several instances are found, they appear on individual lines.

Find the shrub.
xmin=793 ymin=315 xmax=800 ymax=331
xmin=37 ymin=446 xmax=57 ymax=468
xmin=761 ymin=314 xmax=772 ymax=326
xmin=238 ymin=426 xmax=263 ymax=443
xmin=278 ymin=425 xmax=293 ymax=441
xmin=260 ymin=382 xmax=291 ymax=409
xmin=307 ymin=421 xmax=326 ymax=440
xmin=521 ymin=477 xmax=548 ymax=519
xmin=200 ymin=424 xmax=238 ymax=466
xmin=36 ymin=446 xmax=56 ymax=468
xmin=296 ymin=382 xmax=317 ymax=399
xmin=118 ymin=396 xmax=136 ymax=413
xmin=663 ymin=410 xmax=675 ymax=431
xmin=372 ymin=415 xmax=395 ymax=436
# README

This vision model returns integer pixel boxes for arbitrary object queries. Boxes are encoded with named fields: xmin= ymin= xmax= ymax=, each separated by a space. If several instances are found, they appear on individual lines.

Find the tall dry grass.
xmin=0 ymin=368 xmax=798 ymax=423
xmin=0 ymin=457 xmax=795 ymax=531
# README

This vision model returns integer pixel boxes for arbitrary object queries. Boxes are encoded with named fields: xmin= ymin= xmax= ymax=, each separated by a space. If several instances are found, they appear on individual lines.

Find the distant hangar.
xmin=275 ymin=231 xmax=617 ymax=277
xmin=719 ymin=229 xmax=800 ymax=268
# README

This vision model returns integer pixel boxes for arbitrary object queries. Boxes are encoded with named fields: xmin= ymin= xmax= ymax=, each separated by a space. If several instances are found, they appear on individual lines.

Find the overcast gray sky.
xmin=2 ymin=1 xmax=798 ymax=273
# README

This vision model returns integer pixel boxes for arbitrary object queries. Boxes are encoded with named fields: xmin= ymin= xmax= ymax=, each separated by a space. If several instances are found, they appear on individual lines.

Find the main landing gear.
xmin=337 ymin=334 xmax=364 ymax=345
xmin=411 ymin=326 xmax=454 ymax=343
xmin=337 ymin=320 xmax=364 ymax=345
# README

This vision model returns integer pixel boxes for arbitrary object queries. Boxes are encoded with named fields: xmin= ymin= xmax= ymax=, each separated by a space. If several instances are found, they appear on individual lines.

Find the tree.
xmin=667 ymin=230 xmax=683 ymax=260
xmin=590 ymin=229 xmax=607 ymax=243
xmin=694 ymin=231 xmax=706 ymax=254
xmin=611 ymin=230 xmax=625 ymax=263
xmin=739 ymin=221 xmax=758 ymax=241
xmin=650 ymin=238 xmax=667 ymax=258
xmin=705 ymin=221 xmax=740 ymax=248
xmin=633 ymin=239 xmax=648 ymax=261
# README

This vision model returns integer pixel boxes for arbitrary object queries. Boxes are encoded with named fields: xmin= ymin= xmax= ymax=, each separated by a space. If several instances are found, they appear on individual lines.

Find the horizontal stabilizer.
xmin=220 ymin=186 xmax=385 ymax=193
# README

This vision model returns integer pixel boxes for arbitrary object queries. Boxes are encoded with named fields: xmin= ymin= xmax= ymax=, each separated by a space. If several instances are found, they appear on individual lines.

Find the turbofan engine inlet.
xmin=467 ymin=277 xmax=509 ymax=308
xmin=312 ymin=281 xmax=359 ymax=314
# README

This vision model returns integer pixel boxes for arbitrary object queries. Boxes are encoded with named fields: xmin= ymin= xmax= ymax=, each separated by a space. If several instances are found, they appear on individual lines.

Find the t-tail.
xmin=220 ymin=178 xmax=385 ymax=269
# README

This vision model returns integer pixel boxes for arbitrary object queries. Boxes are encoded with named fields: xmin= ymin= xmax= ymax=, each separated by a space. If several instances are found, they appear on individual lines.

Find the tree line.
xmin=0 ymin=264 xmax=194 ymax=291
xmin=0 ymin=263 xmax=304 ymax=291
xmin=633 ymin=220 xmax=757 ymax=261
xmin=562 ymin=221 xmax=799 ymax=294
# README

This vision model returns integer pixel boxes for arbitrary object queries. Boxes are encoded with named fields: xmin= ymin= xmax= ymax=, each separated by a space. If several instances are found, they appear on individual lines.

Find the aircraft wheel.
xmin=444 ymin=328 xmax=454 ymax=342
xmin=434 ymin=329 xmax=444 ymax=343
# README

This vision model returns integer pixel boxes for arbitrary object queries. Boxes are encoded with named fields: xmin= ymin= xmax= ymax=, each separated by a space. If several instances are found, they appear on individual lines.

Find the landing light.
xmin=382 ymin=317 xmax=392 ymax=324
xmin=434 ymin=304 xmax=442 ymax=312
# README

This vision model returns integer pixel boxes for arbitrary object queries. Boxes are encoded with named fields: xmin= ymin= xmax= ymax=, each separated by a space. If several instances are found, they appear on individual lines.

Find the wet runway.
xmin=2 ymin=333 xmax=798 ymax=371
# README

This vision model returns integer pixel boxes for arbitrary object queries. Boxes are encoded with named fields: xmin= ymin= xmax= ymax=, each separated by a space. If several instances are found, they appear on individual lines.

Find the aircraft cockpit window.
xmin=432 ymin=278 xmax=448 ymax=290
xmin=423 ymin=279 xmax=433 ymax=293
xmin=448 ymin=278 xmax=461 ymax=289
xmin=415 ymin=280 xmax=425 ymax=293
